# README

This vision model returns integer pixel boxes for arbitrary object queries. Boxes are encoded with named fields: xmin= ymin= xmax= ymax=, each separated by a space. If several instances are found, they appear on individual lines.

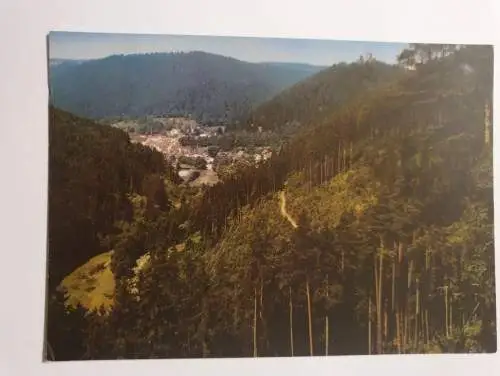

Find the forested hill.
xmin=48 ymin=51 xmax=325 ymax=122
xmin=47 ymin=44 xmax=495 ymax=360
xmin=248 ymin=58 xmax=403 ymax=131
xmin=47 ymin=107 xmax=179 ymax=291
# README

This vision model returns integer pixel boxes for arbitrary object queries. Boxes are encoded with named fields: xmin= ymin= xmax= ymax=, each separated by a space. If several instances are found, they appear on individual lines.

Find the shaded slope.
xmin=49 ymin=51 xmax=324 ymax=121
xmin=48 ymin=107 xmax=173 ymax=290
xmin=249 ymin=60 xmax=403 ymax=130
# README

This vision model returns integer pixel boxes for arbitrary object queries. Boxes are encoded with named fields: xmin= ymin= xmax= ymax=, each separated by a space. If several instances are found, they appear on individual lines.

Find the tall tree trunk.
xmin=374 ymin=252 xmax=379 ymax=319
xmin=200 ymin=298 xmax=210 ymax=358
xmin=425 ymin=309 xmax=429 ymax=345
xmin=331 ymin=152 xmax=335 ymax=176
xmin=260 ymin=278 xmax=266 ymax=354
xmin=396 ymin=309 xmax=401 ymax=354
xmin=377 ymin=242 xmax=383 ymax=354
xmin=368 ymin=293 xmax=372 ymax=355
xmin=337 ymin=141 xmax=342 ymax=173
xmin=449 ymin=294 xmax=453 ymax=337
xmin=253 ymin=287 xmax=258 ymax=357
xmin=323 ymin=155 xmax=326 ymax=183
xmin=408 ymin=260 xmax=414 ymax=290
xmin=414 ymin=278 xmax=419 ymax=349
xmin=342 ymin=147 xmax=347 ymax=172
xmin=289 ymin=286 xmax=294 ymax=357
xmin=325 ymin=274 xmax=329 ymax=356
xmin=403 ymin=305 xmax=408 ymax=353
xmin=392 ymin=256 xmax=396 ymax=312
xmin=306 ymin=277 xmax=314 ymax=356
xmin=260 ymin=278 xmax=264 ymax=320
xmin=445 ymin=285 xmax=449 ymax=338
xmin=325 ymin=316 xmax=329 ymax=356
xmin=320 ymin=157 xmax=324 ymax=184
xmin=349 ymin=141 xmax=353 ymax=168
xmin=384 ymin=301 xmax=388 ymax=341
xmin=425 ymin=248 xmax=430 ymax=272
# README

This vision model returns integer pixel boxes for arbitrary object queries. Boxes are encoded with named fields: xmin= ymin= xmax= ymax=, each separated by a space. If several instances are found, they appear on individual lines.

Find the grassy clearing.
xmin=59 ymin=251 xmax=115 ymax=314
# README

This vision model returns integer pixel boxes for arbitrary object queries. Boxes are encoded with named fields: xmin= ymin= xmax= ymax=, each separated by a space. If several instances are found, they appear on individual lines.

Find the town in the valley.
xmin=107 ymin=116 xmax=273 ymax=187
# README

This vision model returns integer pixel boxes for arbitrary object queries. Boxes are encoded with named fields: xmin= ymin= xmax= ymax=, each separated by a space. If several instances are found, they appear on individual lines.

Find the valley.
xmin=46 ymin=43 xmax=496 ymax=360
xmin=113 ymin=115 xmax=275 ymax=186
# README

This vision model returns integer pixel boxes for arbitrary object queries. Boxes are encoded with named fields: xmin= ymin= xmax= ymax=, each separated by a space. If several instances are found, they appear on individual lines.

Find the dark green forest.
xmin=48 ymin=51 xmax=324 ymax=122
xmin=47 ymin=107 xmax=182 ymax=291
xmin=46 ymin=43 xmax=496 ymax=361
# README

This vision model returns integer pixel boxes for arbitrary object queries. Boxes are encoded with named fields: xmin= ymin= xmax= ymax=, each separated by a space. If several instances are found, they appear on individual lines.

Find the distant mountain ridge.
xmin=259 ymin=61 xmax=329 ymax=72
xmin=48 ymin=51 xmax=325 ymax=122
xmin=49 ymin=58 xmax=89 ymax=67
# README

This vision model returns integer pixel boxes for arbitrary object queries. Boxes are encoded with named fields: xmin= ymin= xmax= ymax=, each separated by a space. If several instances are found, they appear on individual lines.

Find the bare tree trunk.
xmin=289 ymin=286 xmax=294 ymax=357
xmin=260 ymin=278 xmax=264 ymax=320
xmin=349 ymin=141 xmax=353 ymax=168
xmin=325 ymin=274 xmax=329 ymax=356
xmin=325 ymin=316 xmax=329 ymax=356
xmin=408 ymin=260 xmax=414 ymax=290
xmin=368 ymin=293 xmax=372 ymax=355
xmin=425 ymin=248 xmax=430 ymax=272
xmin=320 ymin=158 xmax=323 ymax=184
xmin=403 ymin=306 xmax=408 ymax=353
xmin=377 ymin=243 xmax=383 ymax=354
xmin=384 ymin=301 xmax=388 ymax=341
xmin=342 ymin=147 xmax=347 ymax=172
xmin=396 ymin=309 xmax=401 ymax=354
xmin=323 ymin=155 xmax=327 ymax=183
xmin=449 ymin=294 xmax=453 ymax=337
xmin=253 ymin=287 xmax=258 ymax=357
xmin=306 ymin=277 xmax=314 ymax=356
xmin=445 ymin=285 xmax=449 ymax=338
xmin=425 ymin=309 xmax=429 ymax=345
xmin=337 ymin=141 xmax=342 ymax=173
xmin=199 ymin=298 xmax=210 ymax=358
xmin=392 ymin=256 xmax=395 ymax=312
xmin=414 ymin=278 xmax=419 ymax=349
xmin=331 ymin=152 xmax=335 ymax=176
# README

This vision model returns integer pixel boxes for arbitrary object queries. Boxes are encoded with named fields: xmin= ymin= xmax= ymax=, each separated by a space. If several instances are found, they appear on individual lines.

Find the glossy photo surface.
xmin=45 ymin=32 xmax=496 ymax=360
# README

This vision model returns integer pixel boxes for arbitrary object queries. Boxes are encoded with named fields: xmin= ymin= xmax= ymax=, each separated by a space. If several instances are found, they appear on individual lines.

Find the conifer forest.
xmin=45 ymin=40 xmax=496 ymax=360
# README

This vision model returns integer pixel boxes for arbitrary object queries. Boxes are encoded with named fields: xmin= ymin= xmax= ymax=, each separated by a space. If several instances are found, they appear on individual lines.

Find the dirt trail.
xmin=279 ymin=190 xmax=298 ymax=229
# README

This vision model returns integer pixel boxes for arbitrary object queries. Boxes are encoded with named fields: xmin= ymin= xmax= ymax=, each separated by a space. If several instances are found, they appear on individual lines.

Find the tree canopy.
xmin=46 ymin=44 xmax=495 ymax=360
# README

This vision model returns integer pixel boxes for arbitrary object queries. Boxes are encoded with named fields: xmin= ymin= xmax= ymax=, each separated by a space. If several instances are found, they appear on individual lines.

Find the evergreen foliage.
xmin=46 ymin=44 xmax=495 ymax=359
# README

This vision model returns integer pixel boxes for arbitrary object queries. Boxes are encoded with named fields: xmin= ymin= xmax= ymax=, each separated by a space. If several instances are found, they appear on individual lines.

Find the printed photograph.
xmin=45 ymin=32 xmax=496 ymax=360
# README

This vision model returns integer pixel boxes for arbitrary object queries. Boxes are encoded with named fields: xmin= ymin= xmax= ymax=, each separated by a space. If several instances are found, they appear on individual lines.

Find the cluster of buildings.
xmin=124 ymin=116 xmax=272 ymax=185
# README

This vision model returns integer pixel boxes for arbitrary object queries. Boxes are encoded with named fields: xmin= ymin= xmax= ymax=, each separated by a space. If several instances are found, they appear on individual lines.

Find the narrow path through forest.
xmin=279 ymin=190 xmax=298 ymax=229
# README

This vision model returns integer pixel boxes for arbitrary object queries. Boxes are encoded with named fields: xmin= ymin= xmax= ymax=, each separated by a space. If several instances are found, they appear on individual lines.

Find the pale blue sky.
xmin=49 ymin=32 xmax=407 ymax=66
